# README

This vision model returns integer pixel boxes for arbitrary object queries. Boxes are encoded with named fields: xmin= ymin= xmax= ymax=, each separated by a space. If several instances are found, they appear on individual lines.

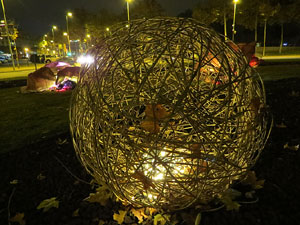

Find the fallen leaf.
xmin=249 ymin=97 xmax=261 ymax=117
xmin=141 ymin=120 xmax=160 ymax=133
xmin=37 ymin=197 xmax=59 ymax=212
xmin=72 ymin=208 xmax=79 ymax=217
xmin=37 ymin=173 xmax=46 ymax=181
xmin=10 ymin=179 xmax=18 ymax=185
xmin=131 ymin=208 xmax=147 ymax=223
xmin=84 ymin=185 xmax=113 ymax=206
xmin=113 ymin=210 xmax=127 ymax=224
xmin=242 ymin=171 xmax=265 ymax=189
xmin=275 ymin=122 xmax=287 ymax=128
xmin=145 ymin=104 xmax=169 ymax=120
xmin=9 ymin=212 xmax=26 ymax=225
xmin=284 ymin=143 xmax=299 ymax=151
xmin=220 ymin=195 xmax=241 ymax=211
xmin=147 ymin=207 xmax=157 ymax=216
xmin=153 ymin=214 xmax=170 ymax=225
xmin=132 ymin=171 xmax=155 ymax=190
xmin=98 ymin=220 xmax=106 ymax=225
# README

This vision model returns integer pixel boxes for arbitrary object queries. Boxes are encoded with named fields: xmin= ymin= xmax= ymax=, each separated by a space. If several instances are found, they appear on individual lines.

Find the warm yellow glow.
xmin=126 ymin=0 xmax=133 ymax=2
xmin=106 ymin=27 xmax=110 ymax=31
xmin=53 ymin=25 xmax=57 ymax=30
xmin=86 ymin=34 xmax=91 ymax=38
xmin=63 ymin=32 xmax=68 ymax=36
xmin=44 ymin=34 xmax=47 ymax=37
xmin=233 ymin=0 xmax=239 ymax=3
xmin=52 ymin=50 xmax=56 ymax=54
xmin=24 ymin=48 xmax=29 ymax=52
xmin=67 ymin=12 xmax=73 ymax=17
xmin=0 ymin=20 xmax=4 ymax=24
xmin=125 ymin=24 xmax=129 ymax=28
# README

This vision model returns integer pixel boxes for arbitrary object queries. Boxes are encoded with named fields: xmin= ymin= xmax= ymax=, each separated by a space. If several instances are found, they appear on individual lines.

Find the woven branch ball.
xmin=70 ymin=17 xmax=270 ymax=210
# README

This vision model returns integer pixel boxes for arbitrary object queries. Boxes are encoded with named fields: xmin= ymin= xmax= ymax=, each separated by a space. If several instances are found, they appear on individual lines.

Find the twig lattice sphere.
xmin=70 ymin=18 xmax=270 ymax=210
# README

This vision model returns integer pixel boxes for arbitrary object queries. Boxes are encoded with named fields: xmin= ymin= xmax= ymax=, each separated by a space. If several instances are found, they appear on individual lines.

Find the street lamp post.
xmin=1 ymin=0 xmax=15 ymax=70
xmin=52 ymin=25 xmax=57 ymax=54
xmin=126 ymin=0 xmax=132 ymax=23
xmin=232 ymin=0 xmax=239 ymax=42
xmin=66 ymin=12 xmax=72 ymax=55
xmin=63 ymin=32 xmax=71 ymax=56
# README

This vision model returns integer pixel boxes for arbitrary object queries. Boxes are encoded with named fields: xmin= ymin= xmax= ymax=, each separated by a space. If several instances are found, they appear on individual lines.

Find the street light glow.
xmin=63 ymin=32 xmax=68 ymax=36
xmin=233 ymin=0 xmax=239 ymax=2
xmin=52 ymin=25 xmax=57 ymax=30
xmin=67 ymin=12 xmax=72 ymax=17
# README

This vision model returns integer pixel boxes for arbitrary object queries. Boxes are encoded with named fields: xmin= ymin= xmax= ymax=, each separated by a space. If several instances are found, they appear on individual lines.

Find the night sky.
xmin=1 ymin=0 xmax=198 ymax=37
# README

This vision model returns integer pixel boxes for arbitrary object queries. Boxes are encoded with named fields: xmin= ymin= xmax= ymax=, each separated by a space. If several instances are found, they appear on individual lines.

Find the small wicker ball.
xmin=70 ymin=17 xmax=270 ymax=210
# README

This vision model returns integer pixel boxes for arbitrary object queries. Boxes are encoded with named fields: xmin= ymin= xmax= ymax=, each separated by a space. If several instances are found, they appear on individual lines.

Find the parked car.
xmin=0 ymin=55 xmax=8 ymax=64
xmin=44 ymin=55 xmax=58 ymax=63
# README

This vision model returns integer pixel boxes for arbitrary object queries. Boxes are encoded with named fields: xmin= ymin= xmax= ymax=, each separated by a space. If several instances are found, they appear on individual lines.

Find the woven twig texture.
xmin=70 ymin=17 xmax=270 ymax=210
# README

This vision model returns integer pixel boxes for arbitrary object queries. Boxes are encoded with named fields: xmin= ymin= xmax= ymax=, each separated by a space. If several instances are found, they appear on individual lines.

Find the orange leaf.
xmin=145 ymin=104 xmax=169 ymax=120
xmin=141 ymin=120 xmax=160 ymax=133
xmin=132 ymin=171 xmax=155 ymax=190
xmin=250 ymin=97 xmax=261 ymax=116
xmin=9 ymin=213 xmax=26 ymax=225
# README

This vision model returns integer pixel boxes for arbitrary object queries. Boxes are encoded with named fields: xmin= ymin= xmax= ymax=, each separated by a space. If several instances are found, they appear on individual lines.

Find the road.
xmin=0 ymin=61 xmax=44 ymax=80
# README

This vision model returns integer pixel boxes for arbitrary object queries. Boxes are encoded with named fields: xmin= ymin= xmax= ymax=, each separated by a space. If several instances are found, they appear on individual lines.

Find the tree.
xmin=237 ymin=0 xmax=261 ymax=42
xmin=271 ymin=1 xmax=299 ymax=53
xmin=192 ymin=0 xmax=231 ymax=40
xmin=258 ymin=1 xmax=279 ymax=56
xmin=130 ymin=0 xmax=165 ymax=19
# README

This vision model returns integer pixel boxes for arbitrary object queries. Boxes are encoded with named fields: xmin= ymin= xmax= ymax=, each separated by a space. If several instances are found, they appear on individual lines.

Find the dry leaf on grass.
xmin=37 ymin=197 xmax=59 ymax=212
xmin=9 ymin=212 xmax=26 ymax=225
xmin=113 ymin=210 xmax=127 ymax=224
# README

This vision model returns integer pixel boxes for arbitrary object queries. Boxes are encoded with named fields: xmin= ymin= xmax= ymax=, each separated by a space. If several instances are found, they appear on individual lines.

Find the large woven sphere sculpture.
xmin=70 ymin=18 xmax=270 ymax=210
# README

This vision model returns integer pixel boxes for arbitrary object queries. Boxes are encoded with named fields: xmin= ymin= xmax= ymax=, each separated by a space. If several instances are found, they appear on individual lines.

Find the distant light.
xmin=67 ymin=52 xmax=72 ymax=56
xmin=106 ymin=27 xmax=110 ymax=31
xmin=77 ymin=55 xmax=94 ymax=65
xmin=233 ymin=0 xmax=239 ymax=3
xmin=86 ymin=34 xmax=91 ymax=38
xmin=53 ymin=25 xmax=57 ymax=30
xmin=283 ymin=42 xmax=288 ymax=46
xmin=63 ymin=32 xmax=68 ymax=36
xmin=67 ymin=12 xmax=73 ymax=17
xmin=0 ymin=20 xmax=4 ymax=24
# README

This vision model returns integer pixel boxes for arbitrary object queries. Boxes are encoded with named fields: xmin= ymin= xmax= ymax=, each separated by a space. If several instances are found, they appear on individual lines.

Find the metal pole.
xmin=13 ymin=40 xmax=20 ymax=68
xmin=66 ymin=16 xmax=71 ymax=54
xmin=232 ymin=2 xmax=237 ymax=41
xmin=1 ymin=0 xmax=15 ymax=70
xmin=127 ymin=1 xmax=130 ymax=23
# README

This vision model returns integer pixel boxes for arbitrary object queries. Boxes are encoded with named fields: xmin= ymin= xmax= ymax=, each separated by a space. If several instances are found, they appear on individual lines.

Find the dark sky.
xmin=1 ymin=0 xmax=198 ymax=37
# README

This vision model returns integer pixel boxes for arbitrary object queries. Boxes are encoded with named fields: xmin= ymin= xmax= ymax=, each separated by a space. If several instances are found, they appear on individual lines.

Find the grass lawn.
xmin=0 ymin=62 xmax=299 ymax=154
xmin=0 ymin=88 xmax=72 ymax=153
xmin=257 ymin=64 xmax=300 ymax=81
